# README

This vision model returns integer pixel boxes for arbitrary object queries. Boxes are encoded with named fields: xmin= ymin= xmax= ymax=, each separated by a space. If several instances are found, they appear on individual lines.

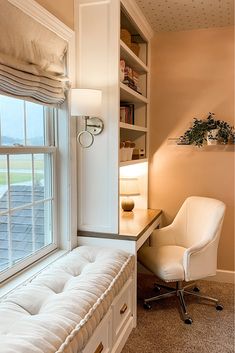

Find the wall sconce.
xmin=120 ymin=177 xmax=140 ymax=212
xmin=71 ymin=88 xmax=103 ymax=148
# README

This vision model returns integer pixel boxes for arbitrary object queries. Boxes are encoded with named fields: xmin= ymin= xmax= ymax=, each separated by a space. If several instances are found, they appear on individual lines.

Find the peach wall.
xmin=35 ymin=0 xmax=74 ymax=29
xmin=149 ymin=26 xmax=234 ymax=271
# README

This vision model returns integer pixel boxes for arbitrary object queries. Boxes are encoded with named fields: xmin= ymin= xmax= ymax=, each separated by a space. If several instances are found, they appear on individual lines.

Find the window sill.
xmin=0 ymin=249 xmax=68 ymax=299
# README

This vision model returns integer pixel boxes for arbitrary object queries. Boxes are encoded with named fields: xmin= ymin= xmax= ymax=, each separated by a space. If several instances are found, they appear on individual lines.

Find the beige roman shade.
xmin=0 ymin=0 xmax=69 ymax=105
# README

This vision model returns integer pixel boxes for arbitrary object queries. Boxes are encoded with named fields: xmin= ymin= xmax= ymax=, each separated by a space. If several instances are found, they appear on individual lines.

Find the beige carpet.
xmin=122 ymin=274 xmax=234 ymax=353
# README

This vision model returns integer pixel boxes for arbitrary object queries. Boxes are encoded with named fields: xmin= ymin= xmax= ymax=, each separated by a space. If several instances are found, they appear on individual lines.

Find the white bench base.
xmin=83 ymin=277 xmax=134 ymax=353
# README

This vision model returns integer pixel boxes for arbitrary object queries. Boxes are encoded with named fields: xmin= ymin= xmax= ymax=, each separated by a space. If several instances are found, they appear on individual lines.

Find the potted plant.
xmin=217 ymin=120 xmax=233 ymax=144
xmin=179 ymin=113 xmax=234 ymax=147
xmin=179 ymin=116 xmax=208 ymax=147
xmin=207 ymin=113 xmax=234 ymax=144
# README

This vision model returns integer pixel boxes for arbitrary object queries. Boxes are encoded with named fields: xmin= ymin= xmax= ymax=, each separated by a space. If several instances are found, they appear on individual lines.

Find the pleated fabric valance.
xmin=0 ymin=0 xmax=69 ymax=106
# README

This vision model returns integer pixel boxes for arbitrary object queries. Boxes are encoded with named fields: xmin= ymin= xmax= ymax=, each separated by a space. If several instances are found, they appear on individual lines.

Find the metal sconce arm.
xmin=77 ymin=116 xmax=104 ymax=148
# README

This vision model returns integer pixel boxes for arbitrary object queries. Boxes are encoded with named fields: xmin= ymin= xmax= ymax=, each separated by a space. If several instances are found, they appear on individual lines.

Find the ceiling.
xmin=135 ymin=0 xmax=234 ymax=32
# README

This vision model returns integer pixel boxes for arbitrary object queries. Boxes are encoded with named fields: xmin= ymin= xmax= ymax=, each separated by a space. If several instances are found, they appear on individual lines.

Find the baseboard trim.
xmin=203 ymin=269 xmax=235 ymax=284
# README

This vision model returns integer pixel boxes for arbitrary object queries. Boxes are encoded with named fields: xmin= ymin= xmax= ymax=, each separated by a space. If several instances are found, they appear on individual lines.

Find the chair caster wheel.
xmin=216 ymin=304 xmax=223 ymax=311
xmin=184 ymin=317 xmax=193 ymax=325
xmin=143 ymin=302 xmax=152 ymax=310
xmin=154 ymin=285 xmax=161 ymax=292
xmin=193 ymin=286 xmax=200 ymax=292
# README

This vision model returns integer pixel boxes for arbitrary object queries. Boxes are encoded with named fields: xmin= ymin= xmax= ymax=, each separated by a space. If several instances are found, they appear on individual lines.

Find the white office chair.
xmin=138 ymin=196 xmax=226 ymax=324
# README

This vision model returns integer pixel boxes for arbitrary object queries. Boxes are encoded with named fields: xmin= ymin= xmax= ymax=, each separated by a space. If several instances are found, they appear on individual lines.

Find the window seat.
xmin=0 ymin=246 xmax=135 ymax=353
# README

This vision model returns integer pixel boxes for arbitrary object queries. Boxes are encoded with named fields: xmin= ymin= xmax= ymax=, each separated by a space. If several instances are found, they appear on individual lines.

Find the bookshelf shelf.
xmin=120 ymin=39 xmax=149 ymax=74
xmin=120 ymin=122 xmax=147 ymax=132
xmin=120 ymin=82 xmax=148 ymax=104
xmin=120 ymin=158 xmax=148 ymax=167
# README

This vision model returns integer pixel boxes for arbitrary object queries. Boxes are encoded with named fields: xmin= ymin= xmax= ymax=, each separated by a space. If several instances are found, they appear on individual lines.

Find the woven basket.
xmin=121 ymin=29 xmax=131 ymax=46
xmin=130 ymin=42 xmax=140 ymax=56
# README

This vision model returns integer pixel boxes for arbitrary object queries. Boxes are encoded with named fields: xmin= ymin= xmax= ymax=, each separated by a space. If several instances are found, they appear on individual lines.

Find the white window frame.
xmin=0 ymin=0 xmax=77 ymax=284
xmin=0 ymin=145 xmax=57 ymax=283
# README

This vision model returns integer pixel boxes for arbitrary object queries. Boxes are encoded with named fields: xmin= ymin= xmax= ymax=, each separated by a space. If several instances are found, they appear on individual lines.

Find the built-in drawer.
xmin=82 ymin=310 xmax=111 ymax=353
xmin=112 ymin=278 xmax=133 ymax=344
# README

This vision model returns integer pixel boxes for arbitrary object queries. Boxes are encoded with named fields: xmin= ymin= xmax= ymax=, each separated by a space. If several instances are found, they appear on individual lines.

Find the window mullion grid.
xmin=31 ymin=154 xmax=35 ymax=253
xmin=0 ymin=100 xmax=57 ymax=281
xmin=0 ymin=197 xmax=53 ymax=216
xmin=44 ymin=107 xmax=55 ymax=146
xmin=6 ymin=154 xmax=12 ymax=267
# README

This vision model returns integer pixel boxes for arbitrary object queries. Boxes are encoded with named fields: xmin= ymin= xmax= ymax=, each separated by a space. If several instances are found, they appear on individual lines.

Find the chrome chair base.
xmin=143 ymin=282 xmax=223 ymax=324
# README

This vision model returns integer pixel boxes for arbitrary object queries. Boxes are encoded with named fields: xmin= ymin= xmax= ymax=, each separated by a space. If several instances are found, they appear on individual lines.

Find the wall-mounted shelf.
xmin=120 ymin=82 xmax=148 ymax=104
xmin=120 ymin=40 xmax=149 ymax=74
xmin=120 ymin=122 xmax=147 ymax=132
xmin=167 ymin=138 xmax=234 ymax=151
xmin=120 ymin=158 xmax=148 ymax=167
xmin=180 ymin=145 xmax=234 ymax=151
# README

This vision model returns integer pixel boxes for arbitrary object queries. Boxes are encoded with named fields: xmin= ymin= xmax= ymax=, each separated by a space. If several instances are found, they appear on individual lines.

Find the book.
xmin=120 ymin=103 xmax=134 ymax=124
xmin=120 ymin=59 xmax=125 ymax=82
xmin=120 ymin=106 xmax=126 ymax=123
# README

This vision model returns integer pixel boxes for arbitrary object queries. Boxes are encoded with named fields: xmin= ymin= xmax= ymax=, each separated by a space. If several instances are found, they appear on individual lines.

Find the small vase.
xmin=207 ymin=129 xmax=219 ymax=145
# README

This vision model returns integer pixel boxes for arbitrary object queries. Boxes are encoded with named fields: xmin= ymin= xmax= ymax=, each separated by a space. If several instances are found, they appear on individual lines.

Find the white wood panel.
xmin=76 ymin=0 xmax=120 ymax=233
xmin=82 ymin=310 xmax=112 ymax=353
xmin=112 ymin=278 xmax=132 ymax=342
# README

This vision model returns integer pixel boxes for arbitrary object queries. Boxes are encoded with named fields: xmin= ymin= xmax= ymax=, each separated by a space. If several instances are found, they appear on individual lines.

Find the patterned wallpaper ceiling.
xmin=135 ymin=0 xmax=234 ymax=32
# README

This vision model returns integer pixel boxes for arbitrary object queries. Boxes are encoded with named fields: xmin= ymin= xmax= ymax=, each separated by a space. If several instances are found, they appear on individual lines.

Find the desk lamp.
xmin=120 ymin=177 xmax=140 ymax=212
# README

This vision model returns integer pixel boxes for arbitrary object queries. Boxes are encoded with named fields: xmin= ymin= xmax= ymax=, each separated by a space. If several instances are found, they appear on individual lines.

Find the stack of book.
xmin=120 ymin=60 xmax=141 ymax=94
xmin=120 ymin=103 xmax=134 ymax=124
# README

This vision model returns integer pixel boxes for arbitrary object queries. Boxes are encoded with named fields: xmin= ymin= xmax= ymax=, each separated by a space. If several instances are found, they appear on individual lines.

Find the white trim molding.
xmin=8 ymin=0 xmax=74 ymax=39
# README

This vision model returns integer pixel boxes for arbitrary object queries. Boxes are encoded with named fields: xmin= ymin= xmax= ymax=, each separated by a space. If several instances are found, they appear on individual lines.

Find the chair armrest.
xmin=183 ymin=239 xmax=218 ymax=281
xmin=150 ymin=225 xmax=177 ymax=247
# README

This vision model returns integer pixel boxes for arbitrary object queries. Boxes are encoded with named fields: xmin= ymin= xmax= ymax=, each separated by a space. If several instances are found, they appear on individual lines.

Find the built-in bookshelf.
xmin=76 ymin=0 xmax=153 ymax=234
xmin=119 ymin=2 xmax=150 ymax=166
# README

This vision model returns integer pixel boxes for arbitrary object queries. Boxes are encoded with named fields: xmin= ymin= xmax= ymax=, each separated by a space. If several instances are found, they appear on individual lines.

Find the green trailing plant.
xmin=217 ymin=120 xmax=233 ymax=144
xmin=179 ymin=112 xmax=234 ymax=147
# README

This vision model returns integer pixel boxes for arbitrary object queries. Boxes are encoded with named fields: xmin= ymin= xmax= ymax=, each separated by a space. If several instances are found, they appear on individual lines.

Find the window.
xmin=0 ymin=95 xmax=57 ymax=282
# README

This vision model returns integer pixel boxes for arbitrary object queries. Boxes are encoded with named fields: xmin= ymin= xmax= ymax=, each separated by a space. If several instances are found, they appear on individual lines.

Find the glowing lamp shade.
xmin=120 ymin=178 xmax=140 ymax=212
xmin=71 ymin=89 xmax=102 ymax=117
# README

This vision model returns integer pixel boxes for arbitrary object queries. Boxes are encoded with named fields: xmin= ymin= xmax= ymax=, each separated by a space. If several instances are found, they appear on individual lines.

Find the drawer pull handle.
xmin=120 ymin=303 xmax=128 ymax=314
xmin=94 ymin=342 xmax=104 ymax=353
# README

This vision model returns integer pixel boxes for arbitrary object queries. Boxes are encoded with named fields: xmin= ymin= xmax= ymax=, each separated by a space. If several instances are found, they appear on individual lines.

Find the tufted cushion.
xmin=0 ymin=246 xmax=134 ymax=353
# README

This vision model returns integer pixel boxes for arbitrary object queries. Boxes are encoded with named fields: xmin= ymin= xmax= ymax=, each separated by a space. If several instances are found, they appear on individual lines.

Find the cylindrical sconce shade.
xmin=71 ymin=89 xmax=102 ymax=117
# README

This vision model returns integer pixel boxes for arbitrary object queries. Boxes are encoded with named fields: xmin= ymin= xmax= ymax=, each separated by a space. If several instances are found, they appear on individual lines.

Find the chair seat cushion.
xmin=138 ymin=245 xmax=186 ymax=282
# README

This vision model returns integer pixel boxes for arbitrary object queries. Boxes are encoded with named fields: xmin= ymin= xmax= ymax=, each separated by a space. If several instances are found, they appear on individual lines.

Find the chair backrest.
xmin=172 ymin=196 xmax=226 ymax=249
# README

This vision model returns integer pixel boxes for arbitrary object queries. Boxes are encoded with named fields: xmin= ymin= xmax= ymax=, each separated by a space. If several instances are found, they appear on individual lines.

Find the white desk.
xmin=77 ymin=208 xmax=162 ymax=326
